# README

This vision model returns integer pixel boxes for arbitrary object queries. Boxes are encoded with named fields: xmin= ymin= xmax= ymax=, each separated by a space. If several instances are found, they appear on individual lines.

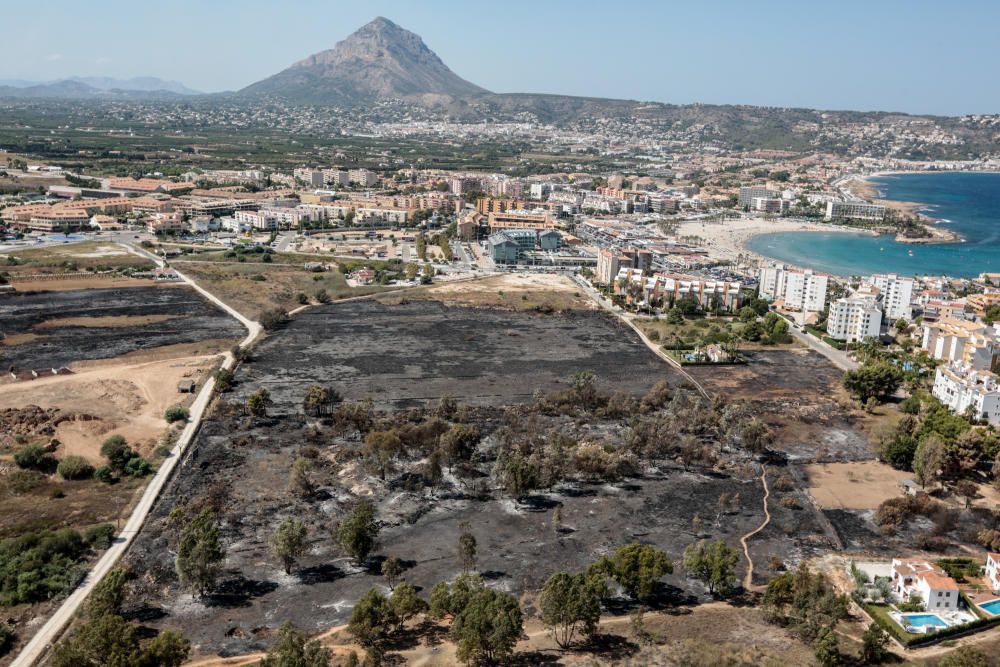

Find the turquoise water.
xmin=747 ymin=172 xmax=1000 ymax=278
xmin=901 ymin=613 xmax=948 ymax=628
xmin=980 ymin=599 xmax=1000 ymax=615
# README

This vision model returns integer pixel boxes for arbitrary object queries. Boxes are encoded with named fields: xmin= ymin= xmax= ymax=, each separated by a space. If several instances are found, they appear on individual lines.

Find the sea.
xmin=746 ymin=171 xmax=1000 ymax=278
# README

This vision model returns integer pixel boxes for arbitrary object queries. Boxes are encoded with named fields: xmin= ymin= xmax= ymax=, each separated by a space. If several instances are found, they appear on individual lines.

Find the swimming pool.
xmin=901 ymin=613 xmax=948 ymax=629
xmin=979 ymin=599 xmax=1000 ymax=615
xmin=43 ymin=234 xmax=85 ymax=242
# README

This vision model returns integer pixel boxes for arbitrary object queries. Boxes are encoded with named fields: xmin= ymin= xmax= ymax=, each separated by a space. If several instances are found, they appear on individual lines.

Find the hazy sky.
xmin=5 ymin=0 xmax=999 ymax=115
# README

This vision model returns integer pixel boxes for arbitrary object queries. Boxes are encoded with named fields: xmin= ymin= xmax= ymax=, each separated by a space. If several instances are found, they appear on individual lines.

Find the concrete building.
xmin=348 ymin=169 xmax=378 ymax=187
xmin=487 ymin=209 xmax=555 ymax=231
xmin=615 ymin=270 xmax=743 ymax=312
xmin=825 ymin=201 xmax=887 ymax=221
xmin=758 ymin=265 xmax=828 ymax=313
xmin=891 ymin=559 xmax=960 ymax=611
xmin=870 ymin=273 xmax=914 ymax=321
xmin=487 ymin=231 xmax=522 ymax=264
xmin=751 ymin=197 xmax=790 ymax=215
xmin=738 ymin=185 xmax=779 ymax=208
xmin=932 ymin=364 xmax=1000 ymax=425
xmin=827 ymin=292 xmax=883 ymax=342
xmin=921 ymin=318 xmax=999 ymax=371
xmin=293 ymin=169 xmax=324 ymax=187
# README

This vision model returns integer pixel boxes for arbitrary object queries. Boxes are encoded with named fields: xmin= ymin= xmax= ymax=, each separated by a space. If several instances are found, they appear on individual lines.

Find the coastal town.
xmin=3 ymin=9 xmax=1000 ymax=667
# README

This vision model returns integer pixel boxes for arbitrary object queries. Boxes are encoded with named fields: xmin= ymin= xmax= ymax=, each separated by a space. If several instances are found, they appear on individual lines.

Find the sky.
xmin=4 ymin=0 xmax=999 ymax=116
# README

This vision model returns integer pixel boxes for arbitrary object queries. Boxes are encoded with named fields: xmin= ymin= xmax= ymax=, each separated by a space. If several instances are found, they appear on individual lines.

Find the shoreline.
xmin=676 ymin=217 xmax=874 ymax=269
xmin=840 ymin=173 xmax=962 ymax=244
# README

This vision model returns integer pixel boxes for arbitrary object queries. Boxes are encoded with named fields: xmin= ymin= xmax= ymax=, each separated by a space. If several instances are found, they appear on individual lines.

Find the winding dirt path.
xmin=740 ymin=465 xmax=771 ymax=591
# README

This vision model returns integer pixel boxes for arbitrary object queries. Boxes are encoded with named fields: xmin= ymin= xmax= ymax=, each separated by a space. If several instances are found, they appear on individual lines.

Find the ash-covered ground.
xmin=120 ymin=304 xmax=850 ymax=657
xmin=0 ymin=286 xmax=245 ymax=369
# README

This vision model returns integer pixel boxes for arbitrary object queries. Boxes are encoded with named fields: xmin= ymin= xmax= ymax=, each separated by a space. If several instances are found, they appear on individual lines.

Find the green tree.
xmin=428 ymin=574 xmax=484 ymax=620
xmin=842 ymin=362 xmax=903 ymax=404
xmin=57 ymin=455 xmax=95 ymax=480
xmin=683 ymin=539 xmax=740 ymax=597
xmin=269 ymin=518 xmax=308 ymax=574
xmin=337 ymin=501 xmax=379 ymax=566
xmin=381 ymin=556 xmax=403 ymax=589
xmin=53 ymin=614 xmax=190 ymax=667
xmin=86 ymin=567 xmax=129 ymax=618
xmin=175 ymin=509 xmax=224 ymax=597
xmin=14 ymin=443 xmax=54 ymax=471
xmin=665 ymin=308 xmax=684 ymax=325
xmin=539 ymin=572 xmax=601 ymax=648
xmin=859 ymin=622 xmax=889 ymax=664
xmin=259 ymin=622 xmax=331 ymax=667
xmin=450 ymin=588 xmax=523 ymax=666
xmin=348 ymin=588 xmax=396 ymax=647
xmin=303 ymin=385 xmax=341 ymax=417
xmin=139 ymin=630 xmax=191 ymax=667
xmin=390 ymin=581 xmax=428 ymax=631
xmin=913 ymin=435 xmax=946 ymax=489
xmin=592 ymin=543 xmax=672 ymax=600
xmin=363 ymin=430 xmax=403 ymax=480
xmin=813 ymin=626 xmax=840 ymax=667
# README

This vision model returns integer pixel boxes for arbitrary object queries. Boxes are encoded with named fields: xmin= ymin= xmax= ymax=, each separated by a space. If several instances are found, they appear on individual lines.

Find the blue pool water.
xmin=901 ymin=613 xmax=948 ymax=628
xmin=979 ymin=599 xmax=1000 ymax=615
xmin=747 ymin=172 xmax=1000 ymax=278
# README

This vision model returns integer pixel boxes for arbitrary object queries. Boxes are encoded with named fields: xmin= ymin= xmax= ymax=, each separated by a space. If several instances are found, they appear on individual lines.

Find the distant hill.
xmin=0 ymin=76 xmax=199 ymax=99
xmin=236 ymin=16 xmax=489 ymax=104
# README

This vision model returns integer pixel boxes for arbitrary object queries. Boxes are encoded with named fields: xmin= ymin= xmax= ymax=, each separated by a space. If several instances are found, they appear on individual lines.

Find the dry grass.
xmin=377 ymin=273 xmax=595 ymax=311
xmin=5 ymin=241 xmax=154 ymax=275
xmin=173 ymin=261 xmax=384 ymax=320
xmin=33 ymin=314 xmax=180 ymax=329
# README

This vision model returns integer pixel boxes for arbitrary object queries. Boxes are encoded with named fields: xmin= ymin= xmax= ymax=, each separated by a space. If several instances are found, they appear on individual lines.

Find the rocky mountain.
xmin=236 ymin=17 xmax=489 ymax=104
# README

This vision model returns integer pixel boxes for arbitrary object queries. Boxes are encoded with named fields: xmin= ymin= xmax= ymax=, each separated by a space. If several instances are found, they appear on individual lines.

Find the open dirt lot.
xmin=0 ymin=285 xmax=245 ymax=370
xmin=377 ymin=273 xmax=595 ymax=312
xmin=805 ymin=461 xmax=912 ymax=510
xmin=0 ymin=356 xmax=216 ymax=464
xmin=240 ymin=300 xmax=674 ymax=411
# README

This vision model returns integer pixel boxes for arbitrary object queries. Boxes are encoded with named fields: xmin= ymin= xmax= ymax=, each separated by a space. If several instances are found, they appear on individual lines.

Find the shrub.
xmin=13 ymin=444 xmax=53 ymax=471
xmin=93 ymin=465 xmax=115 ymax=484
xmin=84 ymin=524 xmax=116 ymax=550
xmin=0 ymin=528 xmax=87 ymax=605
xmin=57 ymin=456 xmax=94 ymax=481
xmin=260 ymin=308 xmax=289 ymax=331
xmin=0 ymin=624 xmax=13 ymax=657
xmin=164 ymin=406 xmax=190 ymax=423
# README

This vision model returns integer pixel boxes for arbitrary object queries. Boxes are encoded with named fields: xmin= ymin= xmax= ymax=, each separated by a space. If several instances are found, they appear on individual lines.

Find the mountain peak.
xmin=239 ymin=17 xmax=488 ymax=104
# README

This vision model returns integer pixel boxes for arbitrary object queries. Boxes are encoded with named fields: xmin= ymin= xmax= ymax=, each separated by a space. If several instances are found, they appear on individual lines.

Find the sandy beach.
xmin=676 ymin=217 xmax=872 ymax=265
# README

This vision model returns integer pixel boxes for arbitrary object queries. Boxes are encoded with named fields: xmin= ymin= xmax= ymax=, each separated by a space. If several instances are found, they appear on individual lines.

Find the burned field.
xmin=686 ymin=348 xmax=873 ymax=463
xmin=240 ymin=300 xmax=675 ymax=411
xmin=0 ymin=285 xmax=246 ymax=370
xmin=120 ymin=301 xmax=832 ymax=659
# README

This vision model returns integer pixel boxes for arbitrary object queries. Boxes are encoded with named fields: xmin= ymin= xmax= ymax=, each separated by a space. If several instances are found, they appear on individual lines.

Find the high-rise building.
xmin=827 ymin=291 xmax=882 ymax=342
xmin=758 ymin=265 xmax=828 ymax=313
xmin=739 ymin=185 xmax=780 ymax=208
xmin=869 ymin=273 xmax=914 ymax=321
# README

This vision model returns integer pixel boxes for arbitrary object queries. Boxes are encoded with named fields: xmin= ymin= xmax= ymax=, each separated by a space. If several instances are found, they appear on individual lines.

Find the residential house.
xmin=891 ymin=559 xmax=960 ymax=610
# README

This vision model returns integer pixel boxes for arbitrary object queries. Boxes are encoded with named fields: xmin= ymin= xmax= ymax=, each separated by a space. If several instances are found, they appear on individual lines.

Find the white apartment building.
xmin=869 ymin=273 xmax=914 ymax=320
xmin=738 ymin=185 xmax=779 ymax=208
xmin=921 ymin=317 xmax=999 ymax=371
xmin=827 ymin=293 xmax=882 ymax=342
xmin=825 ymin=201 xmax=887 ymax=221
xmin=293 ymin=168 xmax=324 ymax=187
xmin=323 ymin=169 xmax=350 ymax=187
xmin=751 ymin=197 xmax=789 ymax=215
xmin=758 ymin=265 xmax=828 ymax=313
xmin=932 ymin=363 xmax=1000 ymax=425
xmin=234 ymin=209 xmax=278 ymax=231
xmin=348 ymin=169 xmax=378 ymax=187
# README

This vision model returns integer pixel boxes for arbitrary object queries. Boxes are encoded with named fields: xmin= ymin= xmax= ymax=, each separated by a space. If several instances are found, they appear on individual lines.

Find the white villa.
xmin=987 ymin=553 xmax=1000 ymax=593
xmin=891 ymin=558 xmax=960 ymax=611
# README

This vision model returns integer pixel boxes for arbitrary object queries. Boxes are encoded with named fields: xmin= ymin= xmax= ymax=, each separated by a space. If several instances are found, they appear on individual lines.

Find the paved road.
xmin=789 ymin=326 xmax=859 ymax=372
xmin=10 ymin=245 xmax=260 ymax=667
